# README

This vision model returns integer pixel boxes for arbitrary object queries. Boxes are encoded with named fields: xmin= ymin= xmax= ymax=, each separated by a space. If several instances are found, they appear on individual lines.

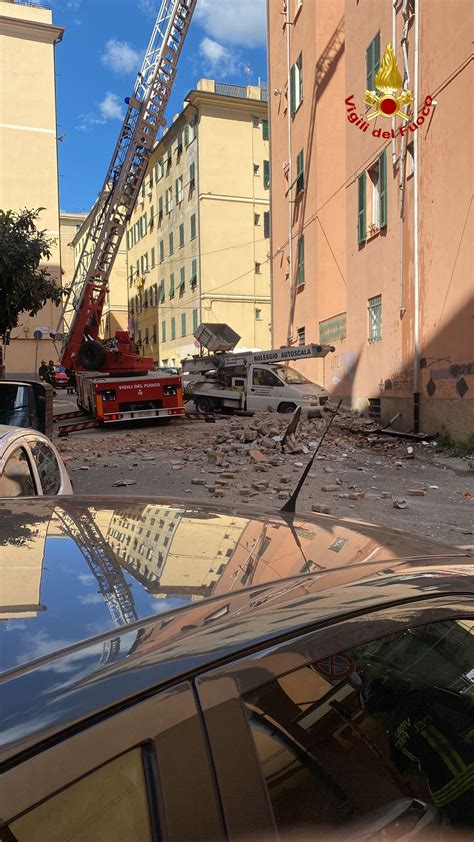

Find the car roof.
xmin=0 ymin=495 xmax=472 ymax=762
xmin=0 ymin=425 xmax=42 ymax=442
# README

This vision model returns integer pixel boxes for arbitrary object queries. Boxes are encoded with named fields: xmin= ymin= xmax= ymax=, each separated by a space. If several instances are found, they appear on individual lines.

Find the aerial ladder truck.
xmin=58 ymin=0 xmax=197 ymax=425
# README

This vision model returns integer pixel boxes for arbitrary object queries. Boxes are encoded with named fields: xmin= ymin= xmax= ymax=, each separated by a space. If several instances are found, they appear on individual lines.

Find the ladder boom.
xmin=60 ymin=0 xmax=196 ymax=368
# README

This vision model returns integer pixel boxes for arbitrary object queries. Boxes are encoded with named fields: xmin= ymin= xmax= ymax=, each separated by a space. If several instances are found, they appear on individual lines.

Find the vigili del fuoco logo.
xmin=345 ymin=43 xmax=434 ymax=138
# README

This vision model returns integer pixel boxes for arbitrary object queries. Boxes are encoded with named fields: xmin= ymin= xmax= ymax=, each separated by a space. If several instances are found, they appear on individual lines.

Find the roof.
xmin=0 ymin=496 xmax=472 ymax=762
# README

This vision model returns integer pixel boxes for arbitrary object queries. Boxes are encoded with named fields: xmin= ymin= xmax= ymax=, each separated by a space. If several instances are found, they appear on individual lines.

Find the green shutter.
xmin=179 ymin=223 xmax=184 ymax=247
xmin=296 ymin=150 xmax=304 ymax=194
xmin=358 ymin=171 xmax=366 ymax=244
xmin=169 ymin=273 xmax=175 ymax=297
xmin=297 ymin=53 xmax=303 ymax=104
xmin=263 ymin=159 xmax=270 ymax=189
xmin=184 ymin=125 xmax=190 ymax=146
xmin=160 ymin=279 xmax=165 ymax=303
xmin=179 ymin=266 xmax=185 ymax=294
xmin=181 ymin=313 xmax=186 ymax=336
xmin=290 ymin=63 xmax=296 ymax=115
xmin=169 ymin=232 xmax=174 ymax=254
xmin=262 ymin=119 xmax=269 ymax=140
xmin=191 ymin=258 xmax=197 ymax=287
xmin=264 ymin=212 xmax=270 ymax=238
xmin=189 ymin=161 xmax=195 ymax=189
xmin=379 ymin=149 xmax=387 ymax=228
xmin=171 ymin=316 xmax=176 ymax=340
xmin=193 ymin=308 xmax=198 ymax=332
xmin=366 ymin=32 xmax=381 ymax=90
xmin=190 ymin=214 xmax=196 ymax=239
xmin=297 ymin=236 xmax=304 ymax=286
xmin=161 ymin=320 xmax=166 ymax=342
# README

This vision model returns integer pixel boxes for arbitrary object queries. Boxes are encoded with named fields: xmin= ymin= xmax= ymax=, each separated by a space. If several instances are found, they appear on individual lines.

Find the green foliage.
xmin=436 ymin=432 xmax=474 ymax=458
xmin=0 ymin=208 xmax=65 ymax=337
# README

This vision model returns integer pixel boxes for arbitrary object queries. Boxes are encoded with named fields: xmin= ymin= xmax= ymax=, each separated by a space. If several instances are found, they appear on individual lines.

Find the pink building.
xmin=268 ymin=0 xmax=473 ymax=440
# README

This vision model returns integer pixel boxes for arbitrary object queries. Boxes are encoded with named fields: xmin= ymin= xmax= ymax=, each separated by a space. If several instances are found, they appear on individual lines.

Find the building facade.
xmin=59 ymin=212 xmax=87 ymax=288
xmin=70 ymin=210 xmax=128 ymax=340
xmin=268 ymin=0 xmax=473 ymax=440
xmin=126 ymin=79 xmax=271 ymax=367
xmin=0 ymin=0 xmax=63 ymax=376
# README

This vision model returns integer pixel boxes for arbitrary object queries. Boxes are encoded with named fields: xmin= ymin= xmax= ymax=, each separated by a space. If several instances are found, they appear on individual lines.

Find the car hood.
xmin=0 ymin=495 xmax=468 ymax=679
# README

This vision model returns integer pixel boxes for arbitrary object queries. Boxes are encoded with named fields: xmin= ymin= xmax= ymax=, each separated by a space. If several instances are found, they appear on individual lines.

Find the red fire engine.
xmin=58 ymin=1 xmax=196 ymax=424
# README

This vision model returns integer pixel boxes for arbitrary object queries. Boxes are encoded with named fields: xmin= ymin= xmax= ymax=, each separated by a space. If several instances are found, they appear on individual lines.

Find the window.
xmin=263 ymin=211 xmax=270 ymax=239
xmin=366 ymin=31 xmax=381 ymax=91
xmin=179 ymin=223 xmax=185 ymax=248
xmin=5 ymin=748 xmax=152 ymax=842
xmin=158 ymin=196 xmax=163 ymax=222
xmin=165 ymin=187 xmax=173 ymax=214
xmin=157 ymin=157 xmax=164 ymax=180
xmin=152 ymin=283 xmax=158 ymax=306
xmin=144 ymin=289 xmax=148 ymax=309
xmin=181 ymin=312 xmax=187 ymax=336
xmin=252 ymin=115 xmax=260 ymax=128
xmin=407 ymin=142 xmax=414 ymax=177
xmin=192 ymin=308 xmax=198 ymax=332
xmin=166 ymin=147 xmax=172 ymax=170
xmin=254 ymin=213 xmax=260 ymax=226
xmin=255 ymin=308 xmax=262 ymax=321
xmin=175 ymin=176 xmax=183 ymax=204
xmin=159 ymin=279 xmax=165 ymax=303
xmin=149 ymin=206 xmax=154 ymax=228
xmin=368 ymin=150 xmax=387 ymax=230
xmin=169 ymin=272 xmax=175 ymax=298
xmin=319 ymin=312 xmax=347 ymax=343
xmin=263 ymin=159 xmax=270 ymax=189
xmin=150 ymin=247 xmax=155 ymax=268
xmin=368 ymin=294 xmax=382 ymax=342
xmin=252 ymin=368 xmax=282 ymax=387
xmin=159 ymin=240 xmax=164 ymax=263
xmin=0 ymin=447 xmax=35 ymax=497
xmin=190 ymin=213 xmax=197 ymax=240
xmin=358 ymin=171 xmax=366 ymax=244
xmin=176 ymin=135 xmax=183 ymax=158
xmin=149 ymin=170 xmax=154 ymax=188
xmin=179 ymin=266 xmax=185 ymax=296
xmin=262 ymin=118 xmax=269 ymax=140
xmin=297 ymin=326 xmax=305 ymax=345
xmin=152 ymin=323 xmax=157 ymax=343
xmin=144 ymin=327 xmax=149 ymax=345
xmin=290 ymin=52 xmax=303 ymax=114
xmin=190 ymin=258 xmax=197 ymax=288
xmin=255 ymin=262 xmax=261 ymax=274
xmin=244 ymin=618 xmax=474 ymax=839
xmin=161 ymin=320 xmax=166 ymax=341
xmin=183 ymin=124 xmax=190 ymax=146
xmin=296 ymin=149 xmax=304 ymax=194
xmin=189 ymin=161 xmax=196 ymax=191
xmin=296 ymin=235 xmax=304 ymax=286
xmin=253 ymin=163 xmax=260 ymax=176
xmin=169 ymin=231 xmax=174 ymax=255
xmin=171 ymin=316 xmax=176 ymax=339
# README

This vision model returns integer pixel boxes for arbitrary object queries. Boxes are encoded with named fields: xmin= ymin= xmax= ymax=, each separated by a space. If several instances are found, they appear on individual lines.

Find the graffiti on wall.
xmin=421 ymin=358 xmax=473 ymax=399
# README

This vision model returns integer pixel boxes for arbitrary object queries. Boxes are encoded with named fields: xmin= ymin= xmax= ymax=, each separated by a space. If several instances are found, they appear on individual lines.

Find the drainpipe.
xmin=399 ymin=0 xmax=411 ymax=316
xmin=391 ymin=0 xmax=398 ymax=169
xmin=413 ymin=0 xmax=420 ymax=432
xmin=284 ymin=1 xmax=294 ymax=343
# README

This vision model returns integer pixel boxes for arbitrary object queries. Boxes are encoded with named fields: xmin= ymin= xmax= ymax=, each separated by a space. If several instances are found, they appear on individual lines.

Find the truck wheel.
xmin=78 ymin=340 xmax=106 ymax=371
xmin=195 ymin=397 xmax=212 ymax=414
xmin=278 ymin=402 xmax=297 ymax=414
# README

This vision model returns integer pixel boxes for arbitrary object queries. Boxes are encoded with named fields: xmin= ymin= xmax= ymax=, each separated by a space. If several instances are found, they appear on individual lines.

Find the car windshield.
xmin=275 ymin=366 xmax=313 ymax=385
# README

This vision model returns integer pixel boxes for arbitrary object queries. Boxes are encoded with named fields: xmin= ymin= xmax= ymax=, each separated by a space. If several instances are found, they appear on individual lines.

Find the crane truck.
xmin=182 ymin=324 xmax=335 ymax=416
xmin=57 ymin=0 xmax=198 ymax=424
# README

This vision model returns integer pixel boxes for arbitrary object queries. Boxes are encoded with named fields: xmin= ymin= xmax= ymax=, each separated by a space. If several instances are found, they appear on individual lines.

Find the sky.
xmin=53 ymin=0 xmax=268 ymax=213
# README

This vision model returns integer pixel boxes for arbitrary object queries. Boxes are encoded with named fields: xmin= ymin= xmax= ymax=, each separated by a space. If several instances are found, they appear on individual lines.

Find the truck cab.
xmin=247 ymin=364 xmax=328 ymax=413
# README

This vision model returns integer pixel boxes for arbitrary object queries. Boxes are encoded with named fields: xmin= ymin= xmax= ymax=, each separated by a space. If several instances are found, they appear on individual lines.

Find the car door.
xmin=0 ymin=443 xmax=39 ymax=497
xmin=247 ymin=366 xmax=287 ymax=412
xmin=26 ymin=435 xmax=67 ymax=495
xmin=196 ymin=598 xmax=474 ymax=841
xmin=0 ymin=681 xmax=223 ymax=842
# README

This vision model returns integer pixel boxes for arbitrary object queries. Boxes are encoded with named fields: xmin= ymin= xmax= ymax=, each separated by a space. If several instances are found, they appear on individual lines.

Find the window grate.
xmin=368 ymin=295 xmax=382 ymax=343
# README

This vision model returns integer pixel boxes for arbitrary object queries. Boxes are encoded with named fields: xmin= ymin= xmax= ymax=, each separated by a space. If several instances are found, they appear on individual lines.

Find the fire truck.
xmin=58 ymin=1 xmax=198 ymax=424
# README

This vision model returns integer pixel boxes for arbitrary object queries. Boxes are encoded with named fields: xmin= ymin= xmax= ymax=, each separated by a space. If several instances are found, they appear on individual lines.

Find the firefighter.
xmin=361 ymin=675 xmax=474 ymax=828
xmin=38 ymin=360 xmax=48 ymax=382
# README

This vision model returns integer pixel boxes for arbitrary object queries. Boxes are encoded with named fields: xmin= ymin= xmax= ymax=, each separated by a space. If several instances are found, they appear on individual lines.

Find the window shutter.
xmin=171 ymin=316 xmax=176 ymax=339
xmin=358 ymin=171 xmax=366 ymax=244
xmin=263 ymin=212 xmax=270 ymax=239
xmin=262 ymin=119 xmax=269 ymax=141
xmin=290 ymin=63 xmax=296 ymax=115
xmin=181 ymin=313 xmax=186 ymax=336
xmin=297 ymin=54 xmax=303 ymax=104
xmin=297 ymin=236 xmax=304 ymax=286
xmin=379 ymin=149 xmax=387 ymax=228
xmin=263 ymin=159 xmax=270 ymax=189
xmin=169 ymin=273 xmax=175 ymax=297
xmin=192 ymin=308 xmax=198 ymax=332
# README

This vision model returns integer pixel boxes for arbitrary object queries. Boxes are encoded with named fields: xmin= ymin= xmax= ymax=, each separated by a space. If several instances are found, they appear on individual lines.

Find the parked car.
xmin=52 ymin=367 xmax=69 ymax=389
xmin=0 ymin=425 xmax=73 ymax=497
xmin=0 ymin=497 xmax=472 ymax=840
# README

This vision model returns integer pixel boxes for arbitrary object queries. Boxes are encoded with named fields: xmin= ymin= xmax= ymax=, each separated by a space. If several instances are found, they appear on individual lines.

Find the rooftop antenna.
xmin=280 ymin=399 xmax=343 ymax=514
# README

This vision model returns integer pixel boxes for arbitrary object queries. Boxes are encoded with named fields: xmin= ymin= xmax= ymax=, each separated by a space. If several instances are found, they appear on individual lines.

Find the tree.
xmin=0 ymin=208 xmax=66 ymax=338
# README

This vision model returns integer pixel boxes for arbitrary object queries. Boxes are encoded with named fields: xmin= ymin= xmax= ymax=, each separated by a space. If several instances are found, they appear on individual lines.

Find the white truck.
xmin=182 ymin=324 xmax=335 ymax=416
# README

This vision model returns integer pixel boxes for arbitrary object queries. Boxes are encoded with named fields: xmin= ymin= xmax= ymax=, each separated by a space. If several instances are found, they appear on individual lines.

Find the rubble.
xmin=312 ymin=504 xmax=331 ymax=514
xmin=408 ymin=489 xmax=426 ymax=496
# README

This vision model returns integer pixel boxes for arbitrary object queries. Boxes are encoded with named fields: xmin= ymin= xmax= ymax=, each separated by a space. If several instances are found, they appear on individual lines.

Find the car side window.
xmin=243 ymin=619 xmax=474 ymax=838
xmin=252 ymin=368 xmax=281 ymax=387
xmin=28 ymin=440 xmax=61 ymax=495
xmin=0 ymin=447 xmax=36 ymax=497
xmin=4 ymin=747 xmax=153 ymax=842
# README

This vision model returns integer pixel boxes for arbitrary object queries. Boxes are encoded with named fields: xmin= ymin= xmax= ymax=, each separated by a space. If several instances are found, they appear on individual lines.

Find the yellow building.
xmin=71 ymin=209 xmax=128 ymax=340
xmin=0 ymin=0 xmax=63 ymax=376
xmin=127 ymin=79 xmax=271 ymax=367
xmin=59 ymin=211 xmax=87 ymax=287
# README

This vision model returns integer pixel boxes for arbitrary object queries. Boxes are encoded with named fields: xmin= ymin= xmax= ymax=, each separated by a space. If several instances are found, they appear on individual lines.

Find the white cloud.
xmin=99 ymin=92 xmax=124 ymax=121
xmin=102 ymin=38 xmax=141 ymax=75
xmin=199 ymin=36 xmax=239 ymax=78
xmin=138 ymin=0 xmax=158 ymax=15
xmin=195 ymin=0 xmax=266 ymax=48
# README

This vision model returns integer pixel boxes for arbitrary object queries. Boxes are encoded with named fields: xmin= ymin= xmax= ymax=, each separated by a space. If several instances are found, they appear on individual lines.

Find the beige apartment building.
xmin=0 ymin=0 xmax=63 ymax=376
xmin=126 ymin=79 xmax=271 ymax=367
xmin=268 ymin=0 xmax=473 ymax=440
xmin=70 ymin=211 xmax=128 ymax=340
xmin=59 ymin=211 xmax=87 ymax=287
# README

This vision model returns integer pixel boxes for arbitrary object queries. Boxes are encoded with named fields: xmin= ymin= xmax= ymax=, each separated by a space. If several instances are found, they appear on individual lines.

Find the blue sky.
xmin=53 ymin=0 xmax=268 ymax=213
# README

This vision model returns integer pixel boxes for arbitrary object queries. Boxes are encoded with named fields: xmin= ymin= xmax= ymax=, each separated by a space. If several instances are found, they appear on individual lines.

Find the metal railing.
xmin=215 ymin=82 xmax=268 ymax=102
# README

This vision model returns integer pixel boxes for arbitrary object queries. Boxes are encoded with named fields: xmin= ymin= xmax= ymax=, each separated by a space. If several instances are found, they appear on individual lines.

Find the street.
xmin=53 ymin=394 xmax=473 ymax=547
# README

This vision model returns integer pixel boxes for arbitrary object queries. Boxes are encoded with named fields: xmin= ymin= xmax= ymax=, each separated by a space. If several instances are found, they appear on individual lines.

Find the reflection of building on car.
xmin=0 ymin=495 xmax=472 ymax=840
xmin=0 ymin=426 xmax=73 ymax=496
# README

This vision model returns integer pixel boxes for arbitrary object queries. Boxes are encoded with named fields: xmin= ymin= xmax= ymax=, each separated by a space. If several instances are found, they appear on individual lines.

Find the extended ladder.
xmin=60 ymin=0 xmax=197 ymax=367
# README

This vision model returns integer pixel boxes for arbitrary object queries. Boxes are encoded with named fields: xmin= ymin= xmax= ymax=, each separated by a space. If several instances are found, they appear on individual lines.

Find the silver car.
xmin=0 ymin=425 xmax=73 ymax=497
